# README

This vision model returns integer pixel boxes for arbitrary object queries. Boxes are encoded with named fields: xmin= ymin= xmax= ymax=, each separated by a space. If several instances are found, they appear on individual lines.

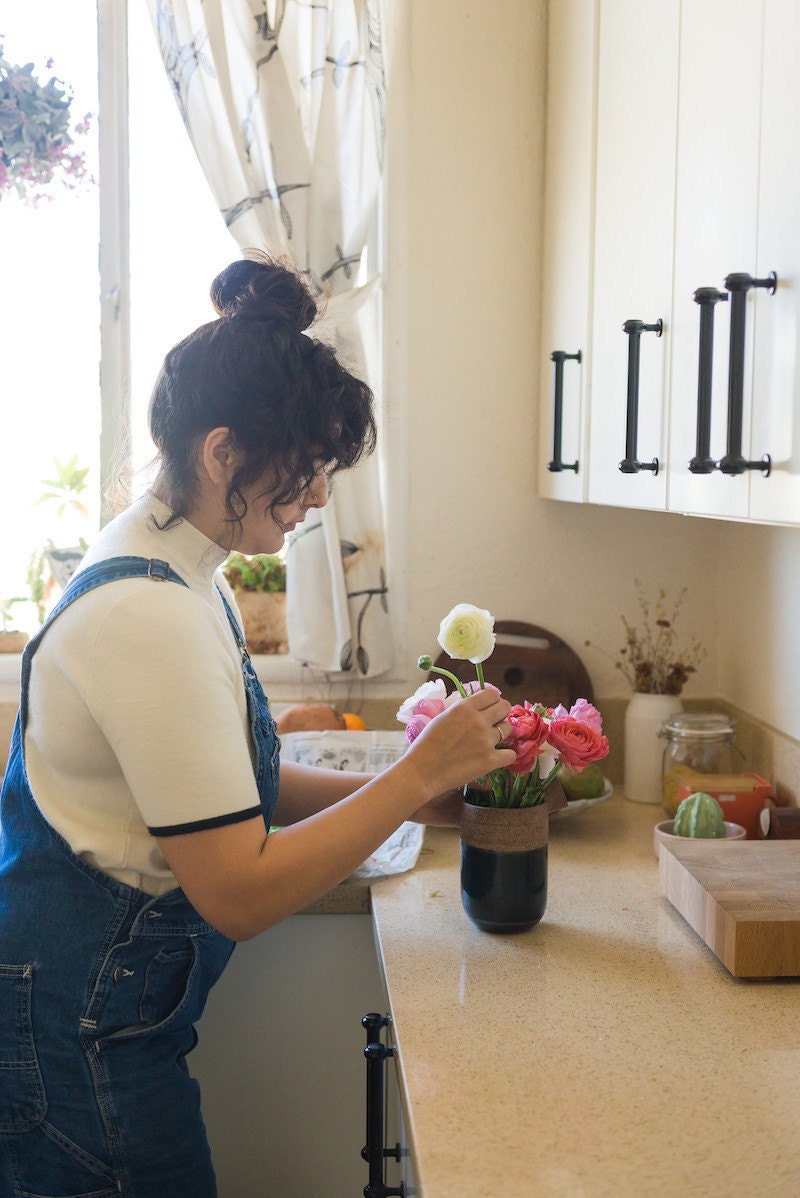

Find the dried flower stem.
xmin=586 ymin=582 xmax=706 ymax=696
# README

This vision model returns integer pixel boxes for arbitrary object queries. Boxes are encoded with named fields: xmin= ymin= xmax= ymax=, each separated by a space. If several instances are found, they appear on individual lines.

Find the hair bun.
xmin=210 ymin=250 xmax=318 ymax=333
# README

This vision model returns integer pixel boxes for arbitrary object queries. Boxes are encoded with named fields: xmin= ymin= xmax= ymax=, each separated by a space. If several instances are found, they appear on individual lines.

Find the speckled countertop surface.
xmin=369 ymin=794 xmax=800 ymax=1198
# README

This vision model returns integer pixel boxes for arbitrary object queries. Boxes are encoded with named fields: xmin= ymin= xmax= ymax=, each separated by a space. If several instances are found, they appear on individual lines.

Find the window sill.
xmin=0 ymin=652 xmax=405 ymax=703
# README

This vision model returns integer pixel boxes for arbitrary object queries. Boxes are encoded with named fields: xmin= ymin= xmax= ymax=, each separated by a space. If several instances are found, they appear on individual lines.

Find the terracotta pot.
xmin=0 ymin=631 xmax=29 ymax=654
xmin=234 ymin=591 xmax=288 ymax=655
xmin=460 ymin=782 xmax=567 ymax=934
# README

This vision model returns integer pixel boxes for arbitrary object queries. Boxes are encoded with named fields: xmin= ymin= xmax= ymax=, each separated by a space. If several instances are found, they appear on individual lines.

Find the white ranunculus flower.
xmin=437 ymin=604 xmax=496 ymax=664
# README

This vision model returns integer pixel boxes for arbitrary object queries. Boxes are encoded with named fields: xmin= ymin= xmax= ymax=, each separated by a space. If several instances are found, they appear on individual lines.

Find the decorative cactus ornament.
xmin=672 ymin=792 xmax=726 ymax=838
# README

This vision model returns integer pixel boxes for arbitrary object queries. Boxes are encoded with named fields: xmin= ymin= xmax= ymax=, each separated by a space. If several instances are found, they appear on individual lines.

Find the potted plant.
xmin=38 ymin=455 xmax=91 ymax=585
xmin=0 ymin=596 xmax=29 ymax=653
xmin=587 ymin=582 xmax=706 ymax=805
xmin=0 ymin=43 xmax=92 ymax=206
xmin=221 ymin=552 xmax=288 ymax=655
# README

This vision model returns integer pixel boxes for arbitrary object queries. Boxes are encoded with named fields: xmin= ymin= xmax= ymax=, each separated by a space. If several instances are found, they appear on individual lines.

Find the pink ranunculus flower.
xmin=547 ymin=717 xmax=609 ymax=772
xmin=550 ymin=699 xmax=603 ymax=733
xmin=405 ymin=713 xmax=434 ymax=743
xmin=504 ymin=701 xmax=550 ymax=775
xmin=455 ymin=680 xmax=502 ymax=700
xmin=396 ymin=679 xmax=448 ymax=725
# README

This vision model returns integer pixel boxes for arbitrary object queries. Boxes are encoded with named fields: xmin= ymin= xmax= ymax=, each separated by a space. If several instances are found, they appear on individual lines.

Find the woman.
xmin=0 ymin=251 xmax=514 ymax=1197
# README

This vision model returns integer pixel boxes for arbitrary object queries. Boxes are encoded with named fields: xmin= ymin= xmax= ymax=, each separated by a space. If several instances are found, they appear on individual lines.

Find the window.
xmin=0 ymin=3 xmax=100 ymax=613
xmin=0 ymin=0 xmax=236 ymax=632
xmin=1 ymin=1 xmax=389 ymax=695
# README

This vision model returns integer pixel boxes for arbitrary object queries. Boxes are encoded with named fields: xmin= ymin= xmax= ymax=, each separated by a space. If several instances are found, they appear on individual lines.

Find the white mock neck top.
xmin=25 ymin=494 xmax=261 ymax=896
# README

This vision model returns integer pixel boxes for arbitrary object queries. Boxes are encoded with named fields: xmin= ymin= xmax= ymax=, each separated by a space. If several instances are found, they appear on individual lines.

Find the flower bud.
xmin=417 ymin=655 xmax=433 ymax=671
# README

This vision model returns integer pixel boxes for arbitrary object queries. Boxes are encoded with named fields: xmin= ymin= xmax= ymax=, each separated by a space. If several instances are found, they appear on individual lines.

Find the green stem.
xmin=426 ymin=663 xmax=469 ymax=698
xmin=476 ymin=661 xmax=485 ymax=690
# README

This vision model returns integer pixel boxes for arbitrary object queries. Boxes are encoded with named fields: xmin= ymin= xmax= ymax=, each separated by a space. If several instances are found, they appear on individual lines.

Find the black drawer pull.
xmin=547 ymin=349 xmax=581 ymax=474
xmin=362 ymin=1013 xmax=404 ymax=1198
xmin=689 ymin=287 xmax=728 ymax=474
xmin=618 ymin=318 xmax=662 ymax=475
xmin=717 ymin=271 xmax=775 ymax=476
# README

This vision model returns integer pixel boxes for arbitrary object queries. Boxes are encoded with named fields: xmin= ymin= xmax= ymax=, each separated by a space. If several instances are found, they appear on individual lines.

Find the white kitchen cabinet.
xmin=190 ymin=914 xmax=388 ymax=1198
xmin=537 ymin=0 xmax=597 ymax=503
xmin=586 ymin=0 xmax=679 ymax=511
xmin=666 ymin=0 xmax=765 ymax=520
xmin=544 ymin=0 xmax=800 ymax=526
xmin=749 ymin=0 xmax=800 ymax=524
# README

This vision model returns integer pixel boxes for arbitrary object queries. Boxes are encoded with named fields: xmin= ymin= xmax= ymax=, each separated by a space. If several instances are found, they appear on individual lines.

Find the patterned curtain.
xmin=146 ymin=0 xmax=392 ymax=677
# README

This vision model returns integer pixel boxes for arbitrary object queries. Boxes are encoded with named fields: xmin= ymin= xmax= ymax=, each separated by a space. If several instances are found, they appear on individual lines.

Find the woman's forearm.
xmin=273 ymin=760 xmax=377 ymax=824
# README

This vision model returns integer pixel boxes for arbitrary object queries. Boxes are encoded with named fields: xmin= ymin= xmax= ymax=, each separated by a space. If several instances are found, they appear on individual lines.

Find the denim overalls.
xmin=0 ymin=557 xmax=280 ymax=1198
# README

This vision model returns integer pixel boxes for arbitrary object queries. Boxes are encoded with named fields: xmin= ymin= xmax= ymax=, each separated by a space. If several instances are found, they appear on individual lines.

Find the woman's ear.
xmin=200 ymin=427 xmax=240 ymax=487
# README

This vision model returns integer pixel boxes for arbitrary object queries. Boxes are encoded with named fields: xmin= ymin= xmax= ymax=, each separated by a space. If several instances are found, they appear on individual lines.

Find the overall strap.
xmin=19 ymin=557 xmax=189 ymax=733
xmin=216 ymin=587 xmax=248 ymax=658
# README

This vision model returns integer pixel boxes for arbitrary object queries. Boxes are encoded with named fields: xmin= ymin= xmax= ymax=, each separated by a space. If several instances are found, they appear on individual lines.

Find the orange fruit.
xmin=342 ymin=712 xmax=367 ymax=731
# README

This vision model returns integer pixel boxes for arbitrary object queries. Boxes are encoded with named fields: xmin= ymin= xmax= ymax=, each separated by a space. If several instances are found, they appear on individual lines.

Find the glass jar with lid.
xmin=658 ymin=712 xmax=745 ymax=816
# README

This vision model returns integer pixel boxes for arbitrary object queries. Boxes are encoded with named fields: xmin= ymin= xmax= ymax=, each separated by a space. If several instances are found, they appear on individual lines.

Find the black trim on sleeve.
xmin=148 ymin=805 xmax=264 ymax=837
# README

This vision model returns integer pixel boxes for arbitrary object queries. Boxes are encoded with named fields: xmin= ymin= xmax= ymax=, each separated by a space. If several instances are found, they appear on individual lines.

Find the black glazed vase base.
xmin=460 ymin=843 xmax=548 ymax=934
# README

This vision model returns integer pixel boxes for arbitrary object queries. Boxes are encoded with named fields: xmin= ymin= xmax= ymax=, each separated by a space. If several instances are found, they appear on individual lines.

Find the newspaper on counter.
xmin=278 ymin=730 xmax=425 ymax=879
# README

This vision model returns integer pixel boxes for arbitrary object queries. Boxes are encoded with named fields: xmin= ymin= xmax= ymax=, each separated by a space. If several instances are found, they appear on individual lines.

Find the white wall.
xmin=715 ymin=521 xmax=800 ymax=739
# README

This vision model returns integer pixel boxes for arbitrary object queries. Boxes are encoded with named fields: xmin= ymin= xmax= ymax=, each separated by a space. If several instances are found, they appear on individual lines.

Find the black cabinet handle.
xmin=618 ymin=318 xmax=662 ymax=475
xmin=547 ymin=350 xmax=581 ymax=474
xmin=689 ymin=287 xmax=728 ymax=474
xmin=362 ymin=1013 xmax=404 ymax=1198
xmin=717 ymin=271 xmax=775 ymax=476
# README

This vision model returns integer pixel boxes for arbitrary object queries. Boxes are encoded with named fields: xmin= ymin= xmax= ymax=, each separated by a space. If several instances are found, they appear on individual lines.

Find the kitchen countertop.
xmin=368 ymin=794 xmax=800 ymax=1198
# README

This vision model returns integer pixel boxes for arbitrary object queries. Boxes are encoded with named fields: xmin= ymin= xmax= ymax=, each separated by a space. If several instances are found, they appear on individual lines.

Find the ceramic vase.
xmin=460 ymin=783 xmax=567 ymax=933
xmin=624 ymin=691 xmax=683 ymax=805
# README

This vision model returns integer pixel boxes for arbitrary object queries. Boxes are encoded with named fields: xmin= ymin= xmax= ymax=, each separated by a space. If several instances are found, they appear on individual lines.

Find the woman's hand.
xmin=401 ymin=687 xmax=516 ymax=800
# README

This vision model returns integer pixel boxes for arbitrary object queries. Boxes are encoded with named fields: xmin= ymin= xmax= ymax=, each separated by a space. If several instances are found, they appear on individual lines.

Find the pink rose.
xmin=547 ymin=717 xmax=609 ymax=771
xmin=505 ymin=701 xmax=550 ymax=775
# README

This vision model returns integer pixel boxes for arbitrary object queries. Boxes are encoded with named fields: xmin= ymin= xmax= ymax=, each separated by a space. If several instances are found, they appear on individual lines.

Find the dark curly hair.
xmin=148 ymin=249 xmax=376 ymax=537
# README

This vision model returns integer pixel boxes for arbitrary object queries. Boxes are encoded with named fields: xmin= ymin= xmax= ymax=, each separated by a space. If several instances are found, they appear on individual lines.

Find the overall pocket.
xmin=92 ymin=936 xmax=200 ymax=1042
xmin=0 ymin=963 xmax=47 ymax=1132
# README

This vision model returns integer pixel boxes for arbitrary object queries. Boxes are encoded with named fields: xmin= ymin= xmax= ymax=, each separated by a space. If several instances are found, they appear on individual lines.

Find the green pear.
xmin=560 ymin=762 xmax=606 ymax=801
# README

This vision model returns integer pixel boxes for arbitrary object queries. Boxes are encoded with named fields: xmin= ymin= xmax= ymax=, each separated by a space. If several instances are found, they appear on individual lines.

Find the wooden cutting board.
xmin=660 ymin=840 xmax=800 ymax=978
xmin=428 ymin=621 xmax=594 ymax=709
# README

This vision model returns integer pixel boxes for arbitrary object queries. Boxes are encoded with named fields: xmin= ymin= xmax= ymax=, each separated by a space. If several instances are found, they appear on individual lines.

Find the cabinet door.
xmin=586 ymin=0 xmax=679 ymax=510
xmin=667 ymin=1 xmax=763 ymax=519
xmin=537 ymin=0 xmax=597 ymax=503
xmin=749 ymin=0 xmax=800 ymax=525
xmin=191 ymin=915 xmax=387 ymax=1198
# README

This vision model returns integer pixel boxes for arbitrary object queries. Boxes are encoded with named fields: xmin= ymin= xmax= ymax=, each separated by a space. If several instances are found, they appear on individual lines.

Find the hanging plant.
xmin=0 ymin=43 xmax=92 ymax=205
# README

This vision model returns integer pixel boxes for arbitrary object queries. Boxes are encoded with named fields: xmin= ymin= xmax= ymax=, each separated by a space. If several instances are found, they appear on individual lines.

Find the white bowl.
xmin=653 ymin=819 xmax=747 ymax=859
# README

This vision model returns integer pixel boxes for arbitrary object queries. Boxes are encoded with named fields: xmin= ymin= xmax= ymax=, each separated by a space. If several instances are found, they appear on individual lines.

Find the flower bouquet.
xmin=397 ymin=603 xmax=609 ymax=808
xmin=398 ymin=604 xmax=609 ymax=933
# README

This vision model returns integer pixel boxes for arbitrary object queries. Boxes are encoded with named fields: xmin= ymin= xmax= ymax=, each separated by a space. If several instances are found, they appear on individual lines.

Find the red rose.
xmin=505 ymin=701 xmax=550 ymax=775
xmin=547 ymin=717 xmax=609 ymax=771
